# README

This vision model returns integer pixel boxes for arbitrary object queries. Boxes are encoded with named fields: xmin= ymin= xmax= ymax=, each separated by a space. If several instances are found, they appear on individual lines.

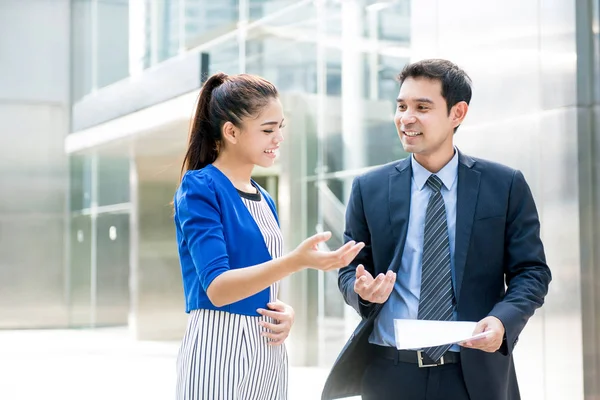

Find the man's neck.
xmin=413 ymin=148 xmax=456 ymax=173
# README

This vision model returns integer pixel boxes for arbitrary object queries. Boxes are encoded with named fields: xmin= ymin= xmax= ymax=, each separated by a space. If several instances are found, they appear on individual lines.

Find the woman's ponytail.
xmin=180 ymin=73 xmax=227 ymax=178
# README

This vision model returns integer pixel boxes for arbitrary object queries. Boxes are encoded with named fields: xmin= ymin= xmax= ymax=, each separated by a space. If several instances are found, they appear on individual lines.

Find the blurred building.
xmin=0 ymin=1 xmax=599 ymax=399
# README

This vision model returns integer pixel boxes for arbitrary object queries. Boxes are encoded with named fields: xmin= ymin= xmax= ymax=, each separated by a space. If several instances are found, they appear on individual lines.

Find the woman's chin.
xmin=255 ymin=156 xmax=277 ymax=168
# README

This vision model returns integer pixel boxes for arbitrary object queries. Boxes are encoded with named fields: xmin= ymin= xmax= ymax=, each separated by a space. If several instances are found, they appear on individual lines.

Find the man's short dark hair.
xmin=397 ymin=59 xmax=472 ymax=115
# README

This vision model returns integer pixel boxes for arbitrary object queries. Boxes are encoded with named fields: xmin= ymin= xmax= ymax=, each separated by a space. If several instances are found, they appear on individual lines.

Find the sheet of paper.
xmin=393 ymin=319 xmax=493 ymax=350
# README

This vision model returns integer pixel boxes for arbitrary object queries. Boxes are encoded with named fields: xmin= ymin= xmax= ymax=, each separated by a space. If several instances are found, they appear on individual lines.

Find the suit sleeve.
xmin=176 ymin=173 xmax=230 ymax=292
xmin=488 ymin=170 xmax=552 ymax=354
xmin=338 ymin=176 xmax=376 ymax=318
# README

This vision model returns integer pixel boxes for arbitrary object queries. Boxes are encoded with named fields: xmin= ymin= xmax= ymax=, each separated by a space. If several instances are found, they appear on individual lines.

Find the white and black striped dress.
xmin=176 ymin=188 xmax=288 ymax=400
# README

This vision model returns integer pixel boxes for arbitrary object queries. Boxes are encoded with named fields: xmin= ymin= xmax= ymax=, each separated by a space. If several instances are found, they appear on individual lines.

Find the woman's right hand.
xmin=289 ymin=231 xmax=365 ymax=272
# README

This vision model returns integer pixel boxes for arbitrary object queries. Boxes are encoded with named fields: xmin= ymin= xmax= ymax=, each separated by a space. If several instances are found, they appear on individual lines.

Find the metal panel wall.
xmin=576 ymin=1 xmax=600 ymax=398
xmin=409 ymin=0 xmax=585 ymax=398
xmin=0 ymin=0 xmax=70 ymax=327
xmin=0 ymin=0 xmax=70 ymax=326
xmin=131 ymin=157 xmax=187 ymax=341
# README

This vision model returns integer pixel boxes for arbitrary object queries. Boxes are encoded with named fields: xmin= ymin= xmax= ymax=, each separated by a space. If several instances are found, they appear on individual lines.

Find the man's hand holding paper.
xmin=393 ymin=319 xmax=498 ymax=350
xmin=460 ymin=316 xmax=505 ymax=352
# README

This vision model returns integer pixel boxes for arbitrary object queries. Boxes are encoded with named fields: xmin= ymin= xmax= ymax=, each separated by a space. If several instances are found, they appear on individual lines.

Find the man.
xmin=321 ymin=59 xmax=551 ymax=400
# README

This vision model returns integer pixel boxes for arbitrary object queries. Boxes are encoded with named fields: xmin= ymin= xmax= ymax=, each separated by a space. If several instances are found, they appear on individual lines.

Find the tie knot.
xmin=426 ymin=175 xmax=443 ymax=192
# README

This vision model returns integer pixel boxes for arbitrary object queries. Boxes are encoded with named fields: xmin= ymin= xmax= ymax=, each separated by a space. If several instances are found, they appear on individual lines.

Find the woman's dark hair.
xmin=397 ymin=59 xmax=472 ymax=114
xmin=180 ymin=72 xmax=279 ymax=177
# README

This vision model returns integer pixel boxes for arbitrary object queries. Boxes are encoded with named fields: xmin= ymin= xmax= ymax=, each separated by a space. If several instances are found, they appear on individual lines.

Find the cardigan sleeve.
xmin=176 ymin=172 xmax=230 ymax=292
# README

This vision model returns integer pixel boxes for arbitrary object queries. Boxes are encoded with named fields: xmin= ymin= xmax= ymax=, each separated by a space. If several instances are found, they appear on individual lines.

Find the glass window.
xmin=69 ymin=154 xmax=92 ymax=212
xmin=245 ymin=3 xmax=317 ymax=92
xmin=322 ymin=101 xmax=407 ymax=174
xmin=95 ymin=212 xmax=130 ymax=326
xmin=246 ymin=36 xmax=317 ymax=93
xmin=318 ymin=1 xmax=411 ymax=175
xmin=376 ymin=1 xmax=411 ymax=42
xmin=248 ymin=0 xmax=298 ymax=21
xmin=378 ymin=54 xmax=409 ymax=101
xmin=70 ymin=0 xmax=129 ymax=101
xmin=71 ymin=1 xmax=93 ymax=103
xmin=183 ymin=1 xmax=238 ymax=50
xmin=97 ymin=156 xmax=130 ymax=207
xmin=69 ymin=214 xmax=92 ymax=326
xmin=136 ymin=0 xmax=238 ymax=70
xmin=323 ymin=270 xmax=344 ymax=318
xmin=318 ymin=178 xmax=347 ymax=236
xmin=96 ymin=0 xmax=129 ymax=88
xmin=141 ymin=0 xmax=183 ymax=66
xmin=364 ymin=118 xmax=409 ymax=167
xmin=323 ymin=1 xmax=342 ymax=35
xmin=206 ymin=37 xmax=240 ymax=75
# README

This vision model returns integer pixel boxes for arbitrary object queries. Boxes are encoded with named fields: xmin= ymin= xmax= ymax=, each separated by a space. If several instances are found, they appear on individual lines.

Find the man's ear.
xmin=451 ymin=101 xmax=469 ymax=129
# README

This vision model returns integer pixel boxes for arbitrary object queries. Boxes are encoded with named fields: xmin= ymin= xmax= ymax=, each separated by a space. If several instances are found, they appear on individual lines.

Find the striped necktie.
xmin=418 ymin=174 xmax=455 ymax=362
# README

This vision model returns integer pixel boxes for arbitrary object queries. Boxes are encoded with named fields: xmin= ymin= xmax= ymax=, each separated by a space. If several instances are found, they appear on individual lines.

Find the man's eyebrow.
xmin=396 ymin=97 xmax=434 ymax=104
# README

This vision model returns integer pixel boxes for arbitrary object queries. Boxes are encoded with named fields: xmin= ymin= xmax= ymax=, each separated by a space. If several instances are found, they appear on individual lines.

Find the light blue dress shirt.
xmin=369 ymin=150 xmax=459 ymax=350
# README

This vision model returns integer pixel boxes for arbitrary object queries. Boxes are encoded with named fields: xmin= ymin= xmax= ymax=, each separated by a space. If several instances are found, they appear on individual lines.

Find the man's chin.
xmin=400 ymin=143 xmax=419 ymax=154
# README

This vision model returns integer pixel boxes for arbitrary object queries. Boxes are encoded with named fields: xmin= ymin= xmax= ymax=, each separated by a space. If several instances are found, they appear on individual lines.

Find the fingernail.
xmin=257 ymin=309 xmax=263 ymax=314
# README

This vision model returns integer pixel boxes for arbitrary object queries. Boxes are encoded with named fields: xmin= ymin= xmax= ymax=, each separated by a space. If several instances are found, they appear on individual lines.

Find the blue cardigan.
xmin=173 ymin=164 xmax=279 ymax=316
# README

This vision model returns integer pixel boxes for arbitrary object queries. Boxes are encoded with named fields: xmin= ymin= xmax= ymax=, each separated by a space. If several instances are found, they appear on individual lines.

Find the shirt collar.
xmin=411 ymin=148 xmax=459 ymax=191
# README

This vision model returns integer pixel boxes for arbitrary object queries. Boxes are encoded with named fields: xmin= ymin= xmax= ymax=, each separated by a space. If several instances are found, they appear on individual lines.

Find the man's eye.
xmin=398 ymin=105 xmax=406 ymax=110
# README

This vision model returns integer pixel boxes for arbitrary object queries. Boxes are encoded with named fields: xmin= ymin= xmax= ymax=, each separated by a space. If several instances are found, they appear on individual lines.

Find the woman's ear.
xmin=222 ymin=121 xmax=238 ymax=144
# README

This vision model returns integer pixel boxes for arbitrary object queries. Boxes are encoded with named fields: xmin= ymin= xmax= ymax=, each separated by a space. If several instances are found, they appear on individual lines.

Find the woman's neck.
xmin=212 ymin=153 xmax=256 ymax=193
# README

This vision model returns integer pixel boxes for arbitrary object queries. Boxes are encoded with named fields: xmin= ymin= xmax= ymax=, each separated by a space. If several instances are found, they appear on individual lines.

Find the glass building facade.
xmin=2 ymin=1 xmax=600 ymax=399
xmin=66 ymin=0 xmax=421 ymax=362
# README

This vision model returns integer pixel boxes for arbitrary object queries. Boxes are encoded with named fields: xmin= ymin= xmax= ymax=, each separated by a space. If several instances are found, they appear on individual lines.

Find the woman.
xmin=173 ymin=72 xmax=364 ymax=400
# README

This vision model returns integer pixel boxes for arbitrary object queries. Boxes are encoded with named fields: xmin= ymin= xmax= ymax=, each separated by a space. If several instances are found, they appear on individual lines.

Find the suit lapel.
xmin=454 ymin=152 xmax=480 ymax=303
xmin=388 ymin=158 xmax=412 ymax=273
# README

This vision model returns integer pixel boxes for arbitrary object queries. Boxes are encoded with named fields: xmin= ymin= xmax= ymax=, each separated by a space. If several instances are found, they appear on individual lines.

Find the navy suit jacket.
xmin=322 ymin=151 xmax=551 ymax=400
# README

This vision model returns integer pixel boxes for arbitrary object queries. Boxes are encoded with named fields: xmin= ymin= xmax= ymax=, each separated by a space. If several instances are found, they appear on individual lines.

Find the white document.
xmin=393 ymin=319 xmax=492 ymax=350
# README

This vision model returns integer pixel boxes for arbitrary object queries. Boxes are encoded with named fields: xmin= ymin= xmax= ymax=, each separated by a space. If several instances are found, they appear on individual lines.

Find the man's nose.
xmin=400 ymin=112 xmax=417 ymax=125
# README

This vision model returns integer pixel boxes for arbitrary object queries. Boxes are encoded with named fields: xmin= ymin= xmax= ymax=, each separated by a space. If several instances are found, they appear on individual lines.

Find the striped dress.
xmin=176 ymin=188 xmax=288 ymax=400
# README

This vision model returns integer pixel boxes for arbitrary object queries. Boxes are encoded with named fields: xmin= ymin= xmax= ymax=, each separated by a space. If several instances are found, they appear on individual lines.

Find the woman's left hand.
xmin=257 ymin=300 xmax=295 ymax=346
